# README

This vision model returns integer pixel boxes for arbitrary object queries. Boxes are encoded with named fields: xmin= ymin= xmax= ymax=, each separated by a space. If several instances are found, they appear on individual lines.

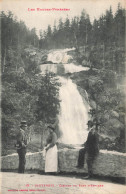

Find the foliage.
xmin=35 ymin=73 xmax=60 ymax=123
xmin=39 ymin=5 xmax=125 ymax=49
xmin=1 ymin=12 xmax=60 ymax=155
xmin=1 ymin=4 xmax=125 ymax=154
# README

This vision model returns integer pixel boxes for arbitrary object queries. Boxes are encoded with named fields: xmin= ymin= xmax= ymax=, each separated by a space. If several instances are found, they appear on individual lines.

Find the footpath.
xmin=1 ymin=172 xmax=126 ymax=194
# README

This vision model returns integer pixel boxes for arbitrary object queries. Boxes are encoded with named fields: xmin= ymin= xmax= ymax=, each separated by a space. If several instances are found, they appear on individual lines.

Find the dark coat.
xmin=16 ymin=129 xmax=28 ymax=149
xmin=77 ymin=128 xmax=99 ymax=168
xmin=85 ymin=129 xmax=99 ymax=157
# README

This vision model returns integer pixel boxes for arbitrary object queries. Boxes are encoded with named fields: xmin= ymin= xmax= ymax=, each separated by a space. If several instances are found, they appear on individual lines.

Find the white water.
xmin=40 ymin=48 xmax=89 ymax=144
xmin=58 ymin=77 xmax=89 ymax=144
xmin=47 ymin=48 xmax=74 ymax=64
xmin=64 ymin=63 xmax=89 ymax=73
xmin=40 ymin=63 xmax=57 ymax=74
xmin=40 ymin=49 xmax=89 ymax=75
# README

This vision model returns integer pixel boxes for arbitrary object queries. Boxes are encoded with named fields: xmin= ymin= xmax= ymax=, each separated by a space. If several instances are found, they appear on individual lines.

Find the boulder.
xmin=119 ymin=112 xmax=125 ymax=123
xmin=82 ymin=60 xmax=91 ymax=67
xmin=104 ymin=112 xmax=110 ymax=121
xmin=104 ymin=118 xmax=124 ymax=137
xmin=89 ymin=99 xmax=96 ymax=109
xmin=110 ymin=110 xmax=119 ymax=118
xmin=41 ymin=55 xmax=48 ymax=63
xmin=82 ymin=59 xmax=87 ymax=66
xmin=107 ymin=118 xmax=124 ymax=129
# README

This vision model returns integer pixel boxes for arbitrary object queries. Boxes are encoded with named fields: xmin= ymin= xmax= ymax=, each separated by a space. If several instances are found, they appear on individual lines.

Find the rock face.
xmin=1 ymin=149 xmax=126 ymax=178
xmin=71 ymin=69 xmax=125 ymax=152
xmin=24 ymin=47 xmax=48 ymax=65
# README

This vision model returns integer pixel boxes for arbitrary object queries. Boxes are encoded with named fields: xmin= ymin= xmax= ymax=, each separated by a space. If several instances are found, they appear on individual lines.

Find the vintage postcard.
xmin=0 ymin=0 xmax=126 ymax=193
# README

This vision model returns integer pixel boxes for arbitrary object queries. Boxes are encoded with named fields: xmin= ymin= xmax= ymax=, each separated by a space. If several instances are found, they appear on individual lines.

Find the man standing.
xmin=16 ymin=121 xmax=29 ymax=173
xmin=84 ymin=120 xmax=99 ymax=179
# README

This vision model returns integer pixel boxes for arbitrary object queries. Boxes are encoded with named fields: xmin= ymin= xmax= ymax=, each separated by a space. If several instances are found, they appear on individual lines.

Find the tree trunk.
xmin=74 ymin=32 xmax=79 ymax=52
xmin=103 ymin=43 xmax=105 ymax=68
xmin=3 ymin=47 xmax=6 ymax=73
xmin=41 ymin=117 xmax=46 ymax=149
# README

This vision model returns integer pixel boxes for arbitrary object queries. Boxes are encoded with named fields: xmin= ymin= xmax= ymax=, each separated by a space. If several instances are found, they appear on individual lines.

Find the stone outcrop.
xmin=24 ymin=47 xmax=48 ymax=65
xmin=71 ymin=69 xmax=125 ymax=152
xmin=1 ymin=149 xmax=126 ymax=178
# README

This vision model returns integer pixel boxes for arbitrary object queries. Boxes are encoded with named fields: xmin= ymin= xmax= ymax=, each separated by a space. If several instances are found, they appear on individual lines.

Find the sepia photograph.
xmin=0 ymin=0 xmax=126 ymax=193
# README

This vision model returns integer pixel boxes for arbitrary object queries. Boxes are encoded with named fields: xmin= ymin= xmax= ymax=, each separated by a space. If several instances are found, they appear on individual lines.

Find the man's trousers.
xmin=17 ymin=148 xmax=26 ymax=173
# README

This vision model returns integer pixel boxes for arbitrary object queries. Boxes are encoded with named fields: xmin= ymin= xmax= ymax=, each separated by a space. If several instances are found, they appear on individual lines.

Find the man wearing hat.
xmin=84 ymin=120 xmax=99 ymax=179
xmin=16 ymin=121 xmax=29 ymax=173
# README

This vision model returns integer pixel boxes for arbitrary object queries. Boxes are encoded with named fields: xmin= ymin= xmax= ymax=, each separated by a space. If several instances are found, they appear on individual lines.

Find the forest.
xmin=1 ymin=3 xmax=125 ymax=155
xmin=1 ymin=11 xmax=60 ymax=154
xmin=39 ymin=4 xmax=125 ymax=49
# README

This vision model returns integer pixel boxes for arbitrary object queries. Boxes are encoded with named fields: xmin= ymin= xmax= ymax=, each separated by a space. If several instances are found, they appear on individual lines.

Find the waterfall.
xmin=47 ymin=49 xmax=73 ymax=64
xmin=40 ymin=48 xmax=90 ymax=144
xmin=40 ymin=48 xmax=89 ymax=74
xmin=63 ymin=63 xmax=89 ymax=73
xmin=40 ymin=63 xmax=57 ymax=74
xmin=58 ymin=77 xmax=89 ymax=144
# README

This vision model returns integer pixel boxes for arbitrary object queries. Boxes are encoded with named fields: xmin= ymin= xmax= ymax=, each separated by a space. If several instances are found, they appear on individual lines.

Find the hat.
xmin=20 ymin=120 xmax=27 ymax=127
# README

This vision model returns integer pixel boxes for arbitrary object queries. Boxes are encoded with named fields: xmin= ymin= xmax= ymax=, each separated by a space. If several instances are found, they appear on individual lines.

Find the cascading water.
xmin=40 ymin=48 xmax=90 ymax=144
xmin=58 ymin=77 xmax=89 ymax=144
xmin=63 ymin=63 xmax=89 ymax=73
xmin=47 ymin=49 xmax=73 ymax=64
